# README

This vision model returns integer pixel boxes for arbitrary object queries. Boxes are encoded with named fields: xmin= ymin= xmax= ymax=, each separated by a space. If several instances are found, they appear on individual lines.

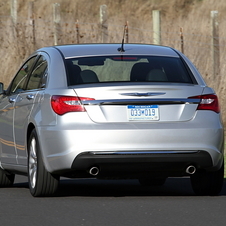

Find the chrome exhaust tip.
xmin=186 ymin=165 xmax=196 ymax=175
xmin=89 ymin=167 xmax=100 ymax=176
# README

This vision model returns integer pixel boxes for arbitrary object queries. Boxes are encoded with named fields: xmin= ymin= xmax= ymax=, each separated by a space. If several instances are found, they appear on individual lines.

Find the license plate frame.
xmin=127 ymin=105 xmax=159 ymax=121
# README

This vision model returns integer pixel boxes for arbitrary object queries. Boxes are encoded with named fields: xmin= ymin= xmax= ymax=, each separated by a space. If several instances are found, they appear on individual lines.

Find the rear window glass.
xmin=66 ymin=55 xmax=195 ymax=86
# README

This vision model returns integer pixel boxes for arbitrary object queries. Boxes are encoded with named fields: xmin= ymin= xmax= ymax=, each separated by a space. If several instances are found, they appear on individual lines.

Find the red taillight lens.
xmin=189 ymin=94 xmax=220 ymax=113
xmin=51 ymin=95 xmax=95 ymax=115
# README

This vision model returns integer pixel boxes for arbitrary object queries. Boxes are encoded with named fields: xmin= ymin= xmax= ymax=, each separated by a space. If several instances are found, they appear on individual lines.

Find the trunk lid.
xmin=73 ymin=83 xmax=205 ymax=123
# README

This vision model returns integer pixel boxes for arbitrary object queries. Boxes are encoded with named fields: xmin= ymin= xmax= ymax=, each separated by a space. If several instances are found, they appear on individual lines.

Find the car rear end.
xmin=42 ymin=44 xmax=223 ymax=182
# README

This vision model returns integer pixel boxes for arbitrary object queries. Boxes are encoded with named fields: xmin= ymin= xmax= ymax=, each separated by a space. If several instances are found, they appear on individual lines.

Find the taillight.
xmin=189 ymin=94 xmax=220 ymax=113
xmin=51 ymin=95 xmax=95 ymax=115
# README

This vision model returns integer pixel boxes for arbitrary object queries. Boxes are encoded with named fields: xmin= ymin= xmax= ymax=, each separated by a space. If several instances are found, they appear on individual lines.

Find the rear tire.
xmin=0 ymin=167 xmax=15 ymax=187
xmin=190 ymin=160 xmax=224 ymax=196
xmin=28 ymin=129 xmax=59 ymax=197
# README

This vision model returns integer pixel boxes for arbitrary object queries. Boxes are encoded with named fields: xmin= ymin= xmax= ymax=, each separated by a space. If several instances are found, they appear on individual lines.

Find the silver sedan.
xmin=0 ymin=44 xmax=224 ymax=196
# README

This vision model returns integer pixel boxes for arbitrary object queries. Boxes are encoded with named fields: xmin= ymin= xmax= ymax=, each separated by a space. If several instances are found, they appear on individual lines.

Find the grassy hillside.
xmin=0 ymin=0 xmax=226 ymax=122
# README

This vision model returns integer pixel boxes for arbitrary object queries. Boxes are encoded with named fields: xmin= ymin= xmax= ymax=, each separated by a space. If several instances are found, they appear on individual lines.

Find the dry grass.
xmin=1 ymin=0 xmax=226 ymax=122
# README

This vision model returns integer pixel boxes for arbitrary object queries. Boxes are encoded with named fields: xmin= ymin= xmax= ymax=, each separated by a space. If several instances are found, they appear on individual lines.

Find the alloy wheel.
xmin=29 ymin=137 xmax=37 ymax=189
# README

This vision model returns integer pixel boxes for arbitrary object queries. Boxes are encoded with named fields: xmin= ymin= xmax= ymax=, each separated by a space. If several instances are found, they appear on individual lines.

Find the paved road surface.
xmin=0 ymin=176 xmax=226 ymax=226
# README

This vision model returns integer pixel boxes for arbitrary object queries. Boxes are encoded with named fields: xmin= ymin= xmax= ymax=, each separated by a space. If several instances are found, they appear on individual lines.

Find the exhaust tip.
xmin=89 ymin=167 xmax=100 ymax=176
xmin=186 ymin=165 xmax=196 ymax=175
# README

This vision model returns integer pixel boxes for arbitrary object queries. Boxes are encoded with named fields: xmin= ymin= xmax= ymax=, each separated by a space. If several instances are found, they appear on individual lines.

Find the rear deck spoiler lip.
xmin=82 ymin=98 xmax=200 ymax=105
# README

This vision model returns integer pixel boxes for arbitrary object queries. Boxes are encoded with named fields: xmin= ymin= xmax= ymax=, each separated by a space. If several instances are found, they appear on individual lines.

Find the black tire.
xmin=190 ymin=160 xmax=224 ymax=196
xmin=139 ymin=177 xmax=167 ymax=186
xmin=0 ymin=167 xmax=15 ymax=187
xmin=28 ymin=129 xmax=59 ymax=197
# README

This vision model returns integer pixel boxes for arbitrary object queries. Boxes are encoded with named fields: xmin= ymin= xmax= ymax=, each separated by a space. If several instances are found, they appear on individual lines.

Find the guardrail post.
xmin=152 ymin=10 xmax=161 ymax=45
xmin=10 ymin=0 xmax=17 ymax=38
xmin=125 ymin=21 xmax=129 ymax=43
xmin=76 ymin=20 xmax=80 ymax=44
xmin=180 ymin=27 xmax=184 ymax=53
xmin=100 ymin=4 xmax=108 ymax=43
xmin=211 ymin=11 xmax=220 ymax=81
xmin=53 ymin=3 xmax=61 ymax=45
xmin=11 ymin=0 xmax=17 ymax=25
xmin=28 ymin=1 xmax=35 ymax=48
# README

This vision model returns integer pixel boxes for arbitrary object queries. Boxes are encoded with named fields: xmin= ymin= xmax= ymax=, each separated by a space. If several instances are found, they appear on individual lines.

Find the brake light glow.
xmin=51 ymin=95 xmax=95 ymax=115
xmin=111 ymin=57 xmax=138 ymax=61
xmin=189 ymin=94 xmax=220 ymax=113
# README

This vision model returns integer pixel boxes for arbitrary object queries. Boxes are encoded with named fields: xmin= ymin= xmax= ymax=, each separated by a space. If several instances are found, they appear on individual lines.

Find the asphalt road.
xmin=0 ymin=176 xmax=226 ymax=226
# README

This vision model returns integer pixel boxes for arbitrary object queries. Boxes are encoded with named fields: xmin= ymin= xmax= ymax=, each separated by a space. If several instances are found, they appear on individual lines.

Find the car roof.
xmin=38 ymin=43 xmax=180 ymax=59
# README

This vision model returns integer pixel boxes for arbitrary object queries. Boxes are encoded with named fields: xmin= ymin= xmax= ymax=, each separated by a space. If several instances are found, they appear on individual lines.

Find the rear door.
xmin=0 ymin=56 xmax=37 ymax=164
xmin=14 ymin=55 xmax=48 ymax=165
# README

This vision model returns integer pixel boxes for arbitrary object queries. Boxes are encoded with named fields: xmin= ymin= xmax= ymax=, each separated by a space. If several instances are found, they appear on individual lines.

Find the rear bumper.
xmin=70 ymin=150 xmax=222 ymax=178
xmin=37 ymin=111 xmax=224 ymax=175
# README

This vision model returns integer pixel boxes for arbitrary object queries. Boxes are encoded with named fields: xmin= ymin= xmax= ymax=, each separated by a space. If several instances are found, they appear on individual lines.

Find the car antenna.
xmin=117 ymin=24 xmax=126 ymax=52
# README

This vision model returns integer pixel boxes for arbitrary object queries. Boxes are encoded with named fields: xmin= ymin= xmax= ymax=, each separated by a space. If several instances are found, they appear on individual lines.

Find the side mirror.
xmin=0 ymin=82 xmax=4 ymax=94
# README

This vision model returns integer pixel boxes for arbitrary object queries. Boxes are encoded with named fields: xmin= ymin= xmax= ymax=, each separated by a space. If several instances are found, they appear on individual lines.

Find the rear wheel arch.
xmin=27 ymin=128 xmax=59 ymax=196
xmin=27 ymin=123 xmax=51 ymax=173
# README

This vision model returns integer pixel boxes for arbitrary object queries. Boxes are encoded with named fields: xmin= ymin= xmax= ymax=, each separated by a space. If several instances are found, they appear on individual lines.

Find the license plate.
xmin=127 ymin=105 xmax=159 ymax=121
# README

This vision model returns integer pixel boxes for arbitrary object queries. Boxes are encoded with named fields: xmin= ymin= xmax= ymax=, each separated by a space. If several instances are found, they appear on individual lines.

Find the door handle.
xmin=9 ymin=97 xmax=16 ymax=103
xmin=26 ymin=94 xmax=34 ymax=100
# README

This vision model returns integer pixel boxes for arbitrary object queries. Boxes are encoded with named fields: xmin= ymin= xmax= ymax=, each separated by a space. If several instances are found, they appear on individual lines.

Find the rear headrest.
xmin=80 ymin=70 xmax=99 ymax=83
xmin=130 ymin=62 xmax=153 ymax=82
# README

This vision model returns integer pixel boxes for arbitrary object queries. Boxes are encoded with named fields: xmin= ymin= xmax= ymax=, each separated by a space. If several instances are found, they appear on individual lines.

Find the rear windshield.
xmin=66 ymin=55 xmax=195 ymax=86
